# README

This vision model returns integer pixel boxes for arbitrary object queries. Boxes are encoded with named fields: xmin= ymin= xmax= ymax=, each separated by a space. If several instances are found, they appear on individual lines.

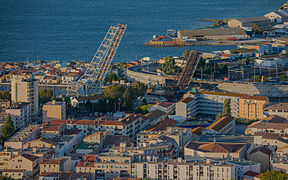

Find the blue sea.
xmin=0 ymin=0 xmax=285 ymax=63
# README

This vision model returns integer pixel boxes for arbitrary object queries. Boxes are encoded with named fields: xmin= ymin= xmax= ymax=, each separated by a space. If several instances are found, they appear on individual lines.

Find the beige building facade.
xmin=11 ymin=76 xmax=39 ymax=117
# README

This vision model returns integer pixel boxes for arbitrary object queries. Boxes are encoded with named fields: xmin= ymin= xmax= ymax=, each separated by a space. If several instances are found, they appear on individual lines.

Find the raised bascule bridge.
xmin=166 ymin=51 xmax=202 ymax=99
xmin=67 ymin=24 xmax=127 ymax=96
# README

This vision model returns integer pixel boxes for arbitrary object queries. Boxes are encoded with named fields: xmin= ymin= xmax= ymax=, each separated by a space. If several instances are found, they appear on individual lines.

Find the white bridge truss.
xmin=68 ymin=24 xmax=127 ymax=95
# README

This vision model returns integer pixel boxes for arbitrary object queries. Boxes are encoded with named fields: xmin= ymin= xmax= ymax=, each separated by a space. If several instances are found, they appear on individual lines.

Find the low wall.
xmin=127 ymin=67 xmax=174 ymax=85
xmin=218 ymin=83 xmax=288 ymax=97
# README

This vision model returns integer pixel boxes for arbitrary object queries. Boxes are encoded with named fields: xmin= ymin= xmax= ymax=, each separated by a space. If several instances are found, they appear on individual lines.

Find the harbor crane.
xmin=67 ymin=24 xmax=127 ymax=96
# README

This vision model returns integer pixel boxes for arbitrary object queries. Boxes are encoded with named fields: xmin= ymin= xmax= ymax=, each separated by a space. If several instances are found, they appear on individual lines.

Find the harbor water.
xmin=0 ymin=0 xmax=285 ymax=63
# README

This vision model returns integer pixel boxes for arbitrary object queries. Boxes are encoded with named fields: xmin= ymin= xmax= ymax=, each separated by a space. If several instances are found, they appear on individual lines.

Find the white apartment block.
xmin=132 ymin=159 xmax=237 ymax=180
xmin=183 ymin=91 xmax=242 ymax=118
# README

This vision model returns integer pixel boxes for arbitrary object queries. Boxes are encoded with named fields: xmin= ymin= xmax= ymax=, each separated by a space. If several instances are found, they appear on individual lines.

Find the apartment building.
xmin=11 ymin=76 xmax=39 ymax=117
xmin=39 ymin=172 xmax=92 ymax=180
xmin=181 ymin=91 xmax=242 ymax=118
xmin=0 ymin=148 xmax=20 ymax=170
xmin=195 ymin=91 xmax=242 ymax=117
xmin=264 ymin=103 xmax=288 ymax=119
xmin=50 ymin=113 xmax=148 ymax=137
xmin=110 ymin=137 xmax=177 ymax=159
xmin=42 ymin=100 xmax=66 ymax=121
xmin=4 ymin=125 xmax=41 ymax=150
xmin=7 ymin=153 xmax=40 ymax=179
xmin=76 ymin=153 xmax=133 ymax=180
xmin=245 ymin=116 xmax=288 ymax=136
xmin=239 ymin=95 xmax=268 ymax=120
xmin=137 ymin=127 xmax=196 ymax=150
xmin=5 ymin=102 xmax=32 ymax=130
xmin=132 ymin=158 xmax=238 ymax=180
xmin=40 ymin=157 xmax=71 ymax=174
xmin=149 ymin=102 xmax=175 ymax=114
xmin=176 ymin=97 xmax=197 ymax=119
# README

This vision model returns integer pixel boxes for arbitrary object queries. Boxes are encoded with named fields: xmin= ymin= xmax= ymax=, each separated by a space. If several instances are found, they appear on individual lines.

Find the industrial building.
xmin=177 ymin=28 xmax=250 ymax=41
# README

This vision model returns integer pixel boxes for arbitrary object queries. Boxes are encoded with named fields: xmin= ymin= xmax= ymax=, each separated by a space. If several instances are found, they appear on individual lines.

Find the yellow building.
xmin=11 ymin=76 xmax=39 ymax=117
xmin=42 ymin=100 xmax=66 ymax=121
xmin=239 ymin=95 xmax=268 ymax=120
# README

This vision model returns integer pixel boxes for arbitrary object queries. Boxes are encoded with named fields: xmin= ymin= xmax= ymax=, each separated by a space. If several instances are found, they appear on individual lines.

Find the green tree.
xmin=216 ymin=98 xmax=231 ymax=119
xmin=0 ymin=175 xmax=13 ymax=180
xmin=0 ymin=91 xmax=11 ymax=100
xmin=250 ymin=23 xmax=264 ymax=34
xmin=245 ymin=56 xmax=250 ymax=65
xmin=39 ymin=89 xmax=53 ymax=105
xmin=162 ymin=56 xmax=179 ymax=75
xmin=104 ymin=73 xmax=121 ymax=84
xmin=260 ymin=170 xmax=288 ymax=180
xmin=1 ymin=116 xmax=15 ymax=142
xmin=131 ymin=81 xmax=147 ymax=97
xmin=222 ymin=99 xmax=231 ymax=117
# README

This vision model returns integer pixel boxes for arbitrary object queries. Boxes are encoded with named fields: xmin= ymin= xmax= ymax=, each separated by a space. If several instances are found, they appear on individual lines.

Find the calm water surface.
xmin=0 ymin=0 xmax=285 ymax=63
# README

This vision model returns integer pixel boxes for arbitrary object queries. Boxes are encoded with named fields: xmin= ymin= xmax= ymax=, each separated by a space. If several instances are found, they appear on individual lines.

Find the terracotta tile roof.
xmin=254 ymin=132 xmax=282 ymax=140
xmin=99 ymin=120 xmax=123 ymax=126
xmin=265 ymin=103 xmax=288 ymax=111
xmin=263 ymin=115 xmax=288 ymax=123
xmin=21 ymin=153 xmax=39 ymax=162
xmin=84 ymin=131 xmax=102 ymax=140
xmin=192 ymin=126 xmax=205 ymax=136
xmin=76 ymin=161 xmax=95 ymax=168
xmin=42 ymin=125 xmax=61 ymax=132
xmin=198 ymin=91 xmax=243 ymax=97
xmin=145 ymin=110 xmax=167 ymax=121
xmin=250 ymin=147 xmax=272 ymax=156
xmin=248 ymin=122 xmax=288 ymax=130
xmin=84 ymin=154 xmax=96 ymax=162
xmin=178 ymin=97 xmax=194 ymax=104
xmin=149 ymin=118 xmax=178 ymax=131
xmin=207 ymin=116 xmax=233 ymax=132
xmin=103 ymin=135 xmax=133 ymax=147
xmin=186 ymin=141 xmax=245 ymax=153
xmin=241 ymin=94 xmax=268 ymax=101
xmin=41 ymin=159 xmax=61 ymax=165
xmin=158 ymin=102 xmax=174 ymax=108
xmin=244 ymin=171 xmax=260 ymax=178
xmin=120 ymin=114 xmax=141 ymax=125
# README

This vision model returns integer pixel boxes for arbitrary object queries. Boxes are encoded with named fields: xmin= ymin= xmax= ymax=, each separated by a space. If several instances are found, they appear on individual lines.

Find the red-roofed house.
xmin=184 ymin=141 xmax=246 ymax=160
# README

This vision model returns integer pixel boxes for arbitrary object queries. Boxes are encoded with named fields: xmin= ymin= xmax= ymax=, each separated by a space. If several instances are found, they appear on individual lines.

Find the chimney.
xmin=52 ymin=100 xmax=56 ymax=105
xmin=32 ymin=148 xmax=37 ymax=153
